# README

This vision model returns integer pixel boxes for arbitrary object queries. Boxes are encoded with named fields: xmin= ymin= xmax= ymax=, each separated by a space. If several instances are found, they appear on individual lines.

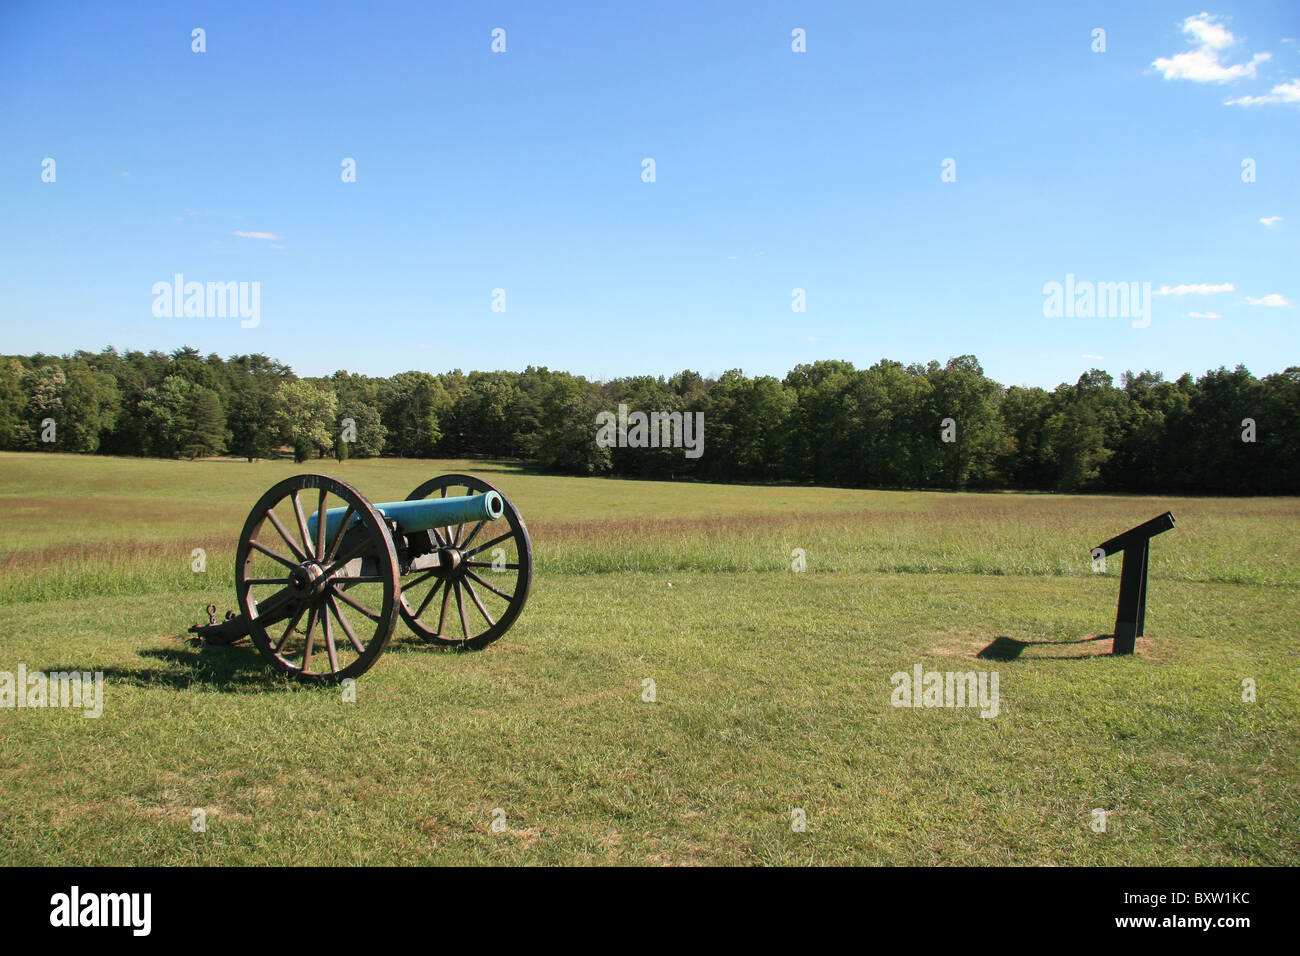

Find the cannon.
xmin=190 ymin=473 xmax=532 ymax=683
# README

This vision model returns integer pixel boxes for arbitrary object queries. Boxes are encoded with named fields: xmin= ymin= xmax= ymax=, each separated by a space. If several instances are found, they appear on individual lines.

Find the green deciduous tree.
xmin=338 ymin=401 xmax=386 ymax=458
xmin=275 ymin=379 xmax=337 ymax=460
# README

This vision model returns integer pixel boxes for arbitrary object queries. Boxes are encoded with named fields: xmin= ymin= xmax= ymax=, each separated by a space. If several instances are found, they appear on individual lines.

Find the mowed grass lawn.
xmin=0 ymin=451 xmax=1296 ymax=865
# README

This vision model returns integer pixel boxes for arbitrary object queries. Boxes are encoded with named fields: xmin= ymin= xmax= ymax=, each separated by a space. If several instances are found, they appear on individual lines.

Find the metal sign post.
xmin=1091 ymin=512 xmax=1176 ymax=655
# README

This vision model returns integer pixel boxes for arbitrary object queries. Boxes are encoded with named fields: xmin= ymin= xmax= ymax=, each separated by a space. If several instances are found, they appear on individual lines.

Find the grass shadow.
xmin=977 ymin=634 xmax=1115 ymax=661
xmin=382 ymin=635 xmax=479 ymax=655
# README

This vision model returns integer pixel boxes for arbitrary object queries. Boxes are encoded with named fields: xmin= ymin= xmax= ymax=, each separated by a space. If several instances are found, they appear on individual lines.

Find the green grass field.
xmin=1 ymin=451 xmax=1296 ymax=865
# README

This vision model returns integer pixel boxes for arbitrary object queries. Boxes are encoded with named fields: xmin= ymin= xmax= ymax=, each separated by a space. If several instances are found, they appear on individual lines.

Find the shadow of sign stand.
xmin=1092 ymin=512 xmax=1175 ymax=655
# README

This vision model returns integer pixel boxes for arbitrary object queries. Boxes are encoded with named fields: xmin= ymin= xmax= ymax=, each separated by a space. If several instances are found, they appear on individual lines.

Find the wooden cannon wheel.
xmin=398 ymin=473 xmax=533 ymax=649
xmin=234 ymin=474 xmax=401 ymax=684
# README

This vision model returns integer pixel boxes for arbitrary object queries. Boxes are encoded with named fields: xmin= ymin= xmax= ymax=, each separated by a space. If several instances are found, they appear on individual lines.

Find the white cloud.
xmin=1155 ymin=282 xmax=1235 ymax=296
xmin=1188 ymin=311 xmax=1222 ymax=318
xmin=1226 ymin=77 xmax=1300 ymax=106
xmin=1246 ymin=293 xmax=1289 ymax=306
xmin=1260 ymin=215 xmax=1284 ymax=226
xmin=1152 ymin=13 xmax=1271 ymax=83
xmin=1183 ymin=12 xmax=1235 ymax=50
xmin=1154 ymin=47 xmax=1269 ymax=81
xmin=1081 ymin=353 xmax=1105 ymax=360
xmin=233 ymin=230 xmax=280 ymax=240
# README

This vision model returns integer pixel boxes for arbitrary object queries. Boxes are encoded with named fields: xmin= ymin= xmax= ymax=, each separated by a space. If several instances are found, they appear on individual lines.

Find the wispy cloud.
xmin=1260 ymin=215 xmax=1284 ymax=226
xmin=1246 ymin=293 xmax=1289 ymax=307
xmin=233 ymin=230 xmax=280 ymax=240
xmin=1188 ymin=311 xmax=1222 ymax=318
xmin=1152 ymin=13 xmax=1270 ymax=83
xmin=1081 ymin=353 xmax=1105 ymax=360
xmin=1155 ymin=282 xmax=1235 ymax=296
xmin=1226 ymin=77 xmax=1300 ymax=106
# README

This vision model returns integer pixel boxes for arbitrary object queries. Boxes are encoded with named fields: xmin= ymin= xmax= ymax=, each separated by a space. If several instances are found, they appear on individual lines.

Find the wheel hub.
xmin=290 ymin=562 xmax=327 ymax=595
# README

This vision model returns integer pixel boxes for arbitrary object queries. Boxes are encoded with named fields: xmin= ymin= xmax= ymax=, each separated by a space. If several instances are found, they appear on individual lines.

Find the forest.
xmin=1 ymin=346 xmax=1295 ymax=494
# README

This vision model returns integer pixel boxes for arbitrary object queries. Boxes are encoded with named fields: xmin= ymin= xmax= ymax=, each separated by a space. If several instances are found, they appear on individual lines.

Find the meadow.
xmin=1 ymin=451 xmax=1296 ymax=865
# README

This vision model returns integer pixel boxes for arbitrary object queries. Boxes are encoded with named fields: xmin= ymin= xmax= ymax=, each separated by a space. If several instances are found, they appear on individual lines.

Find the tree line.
xmin=1 ymin=347 xmax=1295 ymax=494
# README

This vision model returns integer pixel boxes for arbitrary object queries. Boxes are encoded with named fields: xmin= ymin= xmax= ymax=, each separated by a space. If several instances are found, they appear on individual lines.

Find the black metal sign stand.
xmin=1092 ymin=512 xmax=1175 ymax=655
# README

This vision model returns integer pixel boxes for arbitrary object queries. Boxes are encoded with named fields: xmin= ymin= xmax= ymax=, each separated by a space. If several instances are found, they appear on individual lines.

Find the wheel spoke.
xmin=455 ymin=581 xmax=471 ymax=640
xmin=451 ymin=487 xmax=473 ymax=544
xmin=315 ymin=489 xmax=328 ymax=565
xmin=458 ymin=519 xmax=487 ymax=551
xmin=275 ymin=601 xmax=308 ymax=653
xmin=414 ymin=578 xmax=445 ymax=619
xmin=401 ymin=569 xmax=438 ymax=592
xmin=321 ymin=538 xmax=371 ymax=578
xmin=324 ymin=505 xmax=355 ymax=562
xmin=465 ymin=569 xmax=513 ymax=601
xmin=332 ymin=587 xmax=380 ymax=622
xmin=332 ymin=575 xmax=385 ymax=585
xmin=466 ymin=560 xmax=519 ymax=571
xmin=466 ymin=531 xmax=513 ymax=559
xmin=266 ymin=510 xmax=309 ymax=563
xmin=462 ymin=577 xmax=496 ymax=627
xmin=437 ymin=581 xmax=452 ymax=635
xmin=250 ymin=539 xmax=298 ymax=571
xmin=322 ymin=604 xmax=339 ymax=673
xmin=292 ymin=491 xmax=315 ymax=559
xmin=301 ymin=604 xmax=318 ymax=670
xmin=328 ymin=595 xmax=366 ymax=654
xmin=245 ymin=577 xmax=292 ymax=586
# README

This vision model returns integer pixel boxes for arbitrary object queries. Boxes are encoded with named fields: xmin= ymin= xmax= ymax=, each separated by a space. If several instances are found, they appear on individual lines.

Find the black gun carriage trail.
xmin=190 ymin=473 xmax=533 ymax=683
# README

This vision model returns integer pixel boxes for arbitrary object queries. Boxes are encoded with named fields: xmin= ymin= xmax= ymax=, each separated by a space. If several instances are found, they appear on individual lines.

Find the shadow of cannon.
xmin=55 ymin=643 xmax=294 ymax=693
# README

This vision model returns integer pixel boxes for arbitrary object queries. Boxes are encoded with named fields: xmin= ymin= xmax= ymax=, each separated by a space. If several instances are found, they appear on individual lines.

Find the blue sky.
xmin=1 ymin=0 xmax=1296 ymax=388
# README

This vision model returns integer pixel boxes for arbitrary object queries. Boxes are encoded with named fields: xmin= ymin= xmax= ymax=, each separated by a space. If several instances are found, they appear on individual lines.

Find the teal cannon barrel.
xmin=307 ymin=490 xmax=504 ymax=542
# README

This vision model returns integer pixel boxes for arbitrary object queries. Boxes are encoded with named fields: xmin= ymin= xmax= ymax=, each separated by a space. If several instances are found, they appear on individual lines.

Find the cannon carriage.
xmin=191 ymin=473 xmax=532 ymax=683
